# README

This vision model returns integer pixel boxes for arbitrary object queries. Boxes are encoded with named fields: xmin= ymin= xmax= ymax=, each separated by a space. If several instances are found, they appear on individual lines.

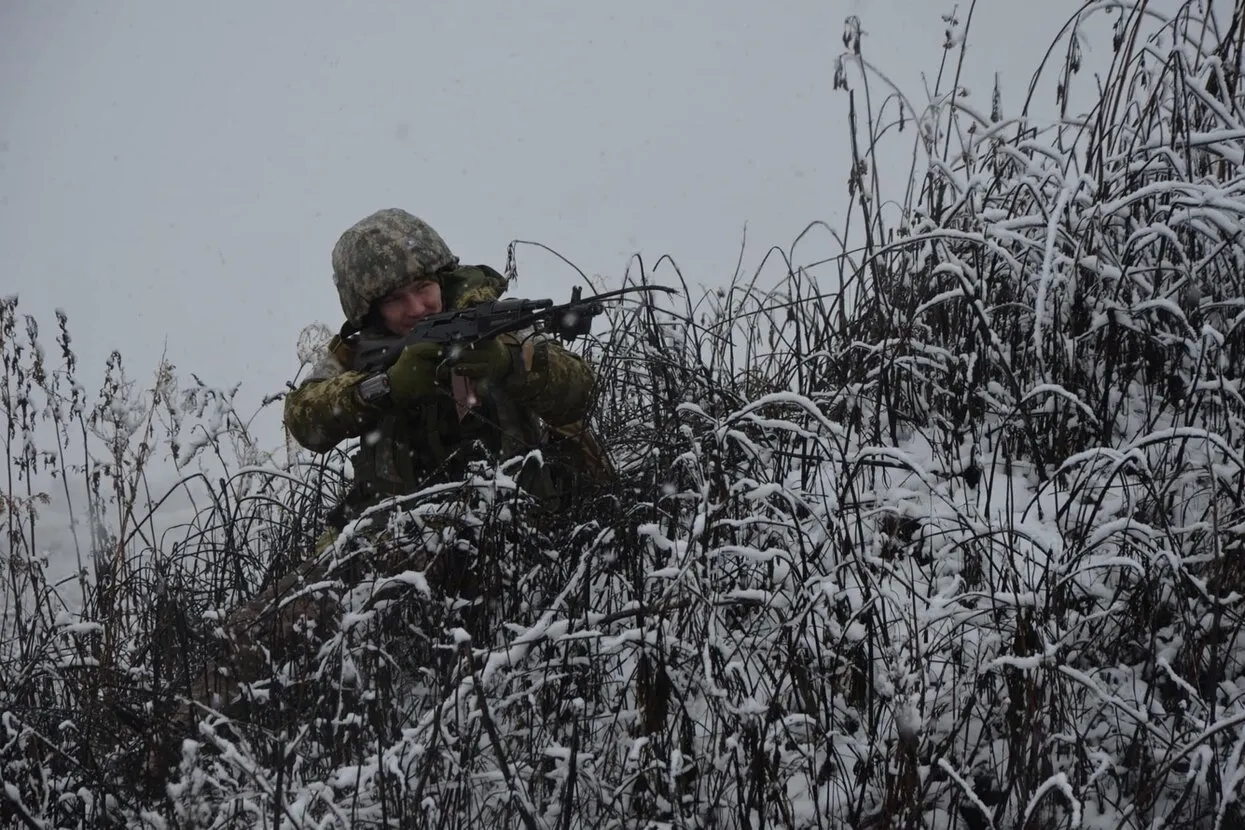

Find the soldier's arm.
xmin=445 ymin=264 xmax=596 ymax=426
xmin=284 ymin=351 xmax=383 ymax=453
xmin=505 ymin=337 xmax=596 ymax=427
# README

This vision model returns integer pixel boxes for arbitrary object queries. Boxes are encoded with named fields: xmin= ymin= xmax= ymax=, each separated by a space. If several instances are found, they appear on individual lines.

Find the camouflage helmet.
xmin=331 ymin=208 xmax=460 ymax=326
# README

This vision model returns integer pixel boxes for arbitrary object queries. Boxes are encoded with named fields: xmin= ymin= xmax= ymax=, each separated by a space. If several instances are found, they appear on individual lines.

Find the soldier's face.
xmin=377 ymin=279 xmax=443 ymax=335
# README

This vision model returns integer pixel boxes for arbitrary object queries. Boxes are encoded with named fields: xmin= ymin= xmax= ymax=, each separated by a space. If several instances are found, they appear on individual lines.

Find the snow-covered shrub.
xmin=4 ymin=2 xmax=1245 ymax=828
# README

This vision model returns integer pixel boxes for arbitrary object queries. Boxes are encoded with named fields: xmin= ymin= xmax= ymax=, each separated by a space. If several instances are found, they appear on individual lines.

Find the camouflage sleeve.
xmin=504 ymin=333 xmax=596 ymax=427
xmin=446 ymin=265 xmax=597 ymax=423
xmin=284 ymin=347 xmax=381 ymax=453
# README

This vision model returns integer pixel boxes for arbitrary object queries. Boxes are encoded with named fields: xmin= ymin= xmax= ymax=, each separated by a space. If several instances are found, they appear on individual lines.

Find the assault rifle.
xmin=348 ymin=284 xmax=676 ymax=373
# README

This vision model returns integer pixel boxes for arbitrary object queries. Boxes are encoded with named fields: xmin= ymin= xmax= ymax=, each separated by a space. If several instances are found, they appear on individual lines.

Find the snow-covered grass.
xmin=5 ymin=1 xmax=1245 ymax=827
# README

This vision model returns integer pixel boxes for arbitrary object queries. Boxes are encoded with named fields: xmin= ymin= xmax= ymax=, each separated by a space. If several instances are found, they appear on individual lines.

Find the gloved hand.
xmin=386 ymin=341 xmax=444 ymax=405
xmin=448 ymin=339 xmax=514 ymax=385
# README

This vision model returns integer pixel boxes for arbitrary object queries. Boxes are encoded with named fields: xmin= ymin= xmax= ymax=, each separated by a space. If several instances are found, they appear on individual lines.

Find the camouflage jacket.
xmin=284 ymin=265 xmax=599 ymax=514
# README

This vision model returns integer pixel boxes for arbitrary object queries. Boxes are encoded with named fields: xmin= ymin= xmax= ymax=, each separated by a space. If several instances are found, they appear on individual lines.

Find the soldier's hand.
xmin=386 ymin=342 xmax=444 ymax=404
xmin=449 ymin=339 xmax=514 ymax=384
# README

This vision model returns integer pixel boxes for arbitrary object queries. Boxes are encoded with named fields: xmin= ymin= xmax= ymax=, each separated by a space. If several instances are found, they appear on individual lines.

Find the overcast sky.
xmin=3 ymin=0 xmax=1129 ymax=571
xmin=2 ymin=0 xmax=1100 ymax=421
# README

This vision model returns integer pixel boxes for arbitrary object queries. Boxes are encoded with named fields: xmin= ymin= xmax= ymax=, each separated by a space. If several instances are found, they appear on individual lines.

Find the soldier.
xmin=158 ymin=209 xmax=609 ymax=767
xmin=288 ymin=207 xmax=604 ymax=519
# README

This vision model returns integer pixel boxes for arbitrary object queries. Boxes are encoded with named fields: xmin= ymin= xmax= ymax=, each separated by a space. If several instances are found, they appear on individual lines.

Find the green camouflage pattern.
xmin=345 ymin=331 xmax=597 ymax=505
xmin=287 ymin=265 xmax=512 ymax=451
xmin=283 ymin=366 xmax=377 ymax=452
xmin=332 ymin=208 xmax=460 ymax=326
xmin=285 ymin=334 xmax=596 ymax=503
xmin=502 ymin=329 xmax=597 ymax=427
xmin=284 ymin=263 xmax=597 ymax=508
xmin=441 ymin=263 xmax=508 ymax=311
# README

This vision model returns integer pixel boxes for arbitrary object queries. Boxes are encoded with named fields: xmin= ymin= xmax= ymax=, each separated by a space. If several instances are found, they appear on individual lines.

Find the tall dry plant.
xmin=4 ymin=2 xmax=1245 ymax=828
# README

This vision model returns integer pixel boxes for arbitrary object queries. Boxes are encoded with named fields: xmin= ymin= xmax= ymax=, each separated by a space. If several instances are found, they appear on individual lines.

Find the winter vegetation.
xmin=5 ymin=1 xmax=1245 ymax=827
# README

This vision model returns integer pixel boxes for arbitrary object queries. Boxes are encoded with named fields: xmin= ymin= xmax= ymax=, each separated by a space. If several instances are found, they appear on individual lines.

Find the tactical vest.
xmin=349 ymin=374 xmax=557 ymax=504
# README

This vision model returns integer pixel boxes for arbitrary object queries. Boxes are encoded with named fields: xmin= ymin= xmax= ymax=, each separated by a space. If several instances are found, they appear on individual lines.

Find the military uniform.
xmin=170 ymin=209 xmax=609 ymax=741
xmin=285 ymin=261 xmax=600 ymax=517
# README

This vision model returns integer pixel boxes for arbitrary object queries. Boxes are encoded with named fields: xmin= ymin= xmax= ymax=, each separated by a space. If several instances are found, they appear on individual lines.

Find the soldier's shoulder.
xmin=295 ymin=322 xmax=350 ymax=385
xmin=444 ymin=264 xmax=509 ymax=309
